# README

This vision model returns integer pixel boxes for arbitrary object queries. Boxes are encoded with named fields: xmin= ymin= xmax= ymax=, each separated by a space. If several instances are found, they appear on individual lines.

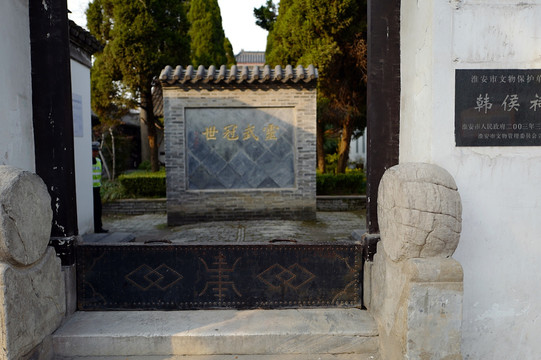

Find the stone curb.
xmin=103 ymin=196 xmax=367 ymax=215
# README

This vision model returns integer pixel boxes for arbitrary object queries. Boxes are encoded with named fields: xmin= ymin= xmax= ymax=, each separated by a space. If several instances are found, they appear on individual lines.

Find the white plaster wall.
xmin=401 ymin=1 xmax=541 ymax=358
xmin=349 ymin=132 xmax=367 ymax=166
xmin=70 ymin=60 xmax=94 ymax=234
xmin=0 ymin=0 xmax=35 ymax=171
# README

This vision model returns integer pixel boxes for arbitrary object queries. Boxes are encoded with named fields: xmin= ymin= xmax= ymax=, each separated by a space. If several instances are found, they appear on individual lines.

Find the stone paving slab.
xmin=82 ymin=232 xmax=136 ymax=244
xmin=53 ymin=309 xmax=379 ymax=357
xmin=83 ymin=212 xmax=366 ymax=244
xmin=56 ymin=354 xmax=380 ymax=360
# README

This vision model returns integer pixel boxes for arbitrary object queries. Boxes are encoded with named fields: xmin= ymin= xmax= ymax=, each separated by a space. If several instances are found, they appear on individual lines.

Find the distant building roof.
xmin=159 ymin=64 xmax=318 ymax=86
xmin=235 ymin=51 xmax=265 ymax=66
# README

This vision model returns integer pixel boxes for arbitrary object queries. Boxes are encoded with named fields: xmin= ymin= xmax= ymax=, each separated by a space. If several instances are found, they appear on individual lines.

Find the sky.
xmin=67 ymin=0 xmax=269 ymax=54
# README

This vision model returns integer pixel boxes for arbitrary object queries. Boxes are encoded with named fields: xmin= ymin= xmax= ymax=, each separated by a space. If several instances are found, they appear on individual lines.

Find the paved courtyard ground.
xmin=83 ymin=211 xmax=367 ymax=244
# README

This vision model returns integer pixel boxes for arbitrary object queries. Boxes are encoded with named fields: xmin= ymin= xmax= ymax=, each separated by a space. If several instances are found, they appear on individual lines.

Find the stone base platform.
xmin=56 ymin=355 xmax=378 ymax=359
xmin=53 ymin=309 xmax=379 ymax=359
xmin=94 ymin=211 xmax=366 ymax=244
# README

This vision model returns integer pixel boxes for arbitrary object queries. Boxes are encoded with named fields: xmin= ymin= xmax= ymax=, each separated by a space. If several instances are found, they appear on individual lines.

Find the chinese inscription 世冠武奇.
xmin=201 ymin=123 xmax=279 ymax=142
xmin=456 ymin=69 xmax=541 ymax=146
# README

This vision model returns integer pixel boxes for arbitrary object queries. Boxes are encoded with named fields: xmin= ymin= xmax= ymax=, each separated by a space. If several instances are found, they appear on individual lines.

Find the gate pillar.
xmin=366 ymin=0 xmax=401 ymax=234
xmin=0 ymin=166 xmax=65 ymax=359
xmin=29 ymin=0 xmax=78 ymax=266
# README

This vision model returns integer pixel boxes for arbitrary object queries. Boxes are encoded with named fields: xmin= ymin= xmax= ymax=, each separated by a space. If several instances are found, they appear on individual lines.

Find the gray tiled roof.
xmin=159 ymin=64 xmax=318 ymax=86
xmin=235 ymin=51 xmax=266 ymax=65
xmin=69 ymin=20 xmax=102 ymax=54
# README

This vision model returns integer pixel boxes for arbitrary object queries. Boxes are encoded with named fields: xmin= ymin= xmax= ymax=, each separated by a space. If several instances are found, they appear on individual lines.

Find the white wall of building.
xmin=71 ymin=59 xmax=94 ymax=234
xmin=0 ymin=0 xmax=35 ymax=171
xmin=349 ymin=132 xmax=367 ymax=167
xmin=401 ymin=1 xmax=541 ymax=358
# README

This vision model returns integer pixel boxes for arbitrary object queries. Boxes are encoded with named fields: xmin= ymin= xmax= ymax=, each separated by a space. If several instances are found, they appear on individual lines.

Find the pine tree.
xmin=265 ymin=0 xmax=367 ymax=173
xmin=188 ymin=0 xmax=228 ymax=66
xmin=87 ymin=0 xmax=191 ymax=172
xmin=224 ymin=37 xmax=236 ymax=66
xmin=254 ymin=0 xmax=277 ymax=31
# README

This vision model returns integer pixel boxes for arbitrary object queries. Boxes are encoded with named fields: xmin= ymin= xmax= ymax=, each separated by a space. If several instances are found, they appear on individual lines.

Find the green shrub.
xmin=117 ymin=169 xmax=166 ymax=197
xmin=100 ymin=179 xmax=129 ymax=202
xmin=324 ymin=153 xmax=339 ymax=174
xmin=316 ymin=169 xmax=366 ymax=195
xmin=137 ymin=160 xmax=151 ymax=171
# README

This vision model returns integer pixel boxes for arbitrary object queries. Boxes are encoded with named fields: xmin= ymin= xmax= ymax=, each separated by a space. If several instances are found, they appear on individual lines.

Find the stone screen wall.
xmin=160 ymin=65 xmax=318 ymax=225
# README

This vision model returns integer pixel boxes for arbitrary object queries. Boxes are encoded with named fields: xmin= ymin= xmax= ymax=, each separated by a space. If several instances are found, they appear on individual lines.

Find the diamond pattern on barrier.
xmin=257 ymin=263 xmax=316 ymax=291
xmin=126 ymin=264 xmax=183 ymax=291
xmin=284 ymin=263 xmax=316 ymax=290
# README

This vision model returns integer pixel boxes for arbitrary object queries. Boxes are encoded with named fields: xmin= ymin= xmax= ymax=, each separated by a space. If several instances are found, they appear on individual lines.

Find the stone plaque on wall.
xmin=455 ymin=69 xmax=541 ymax=146
xmin=186 ymin=107 xmax=295 ymax=190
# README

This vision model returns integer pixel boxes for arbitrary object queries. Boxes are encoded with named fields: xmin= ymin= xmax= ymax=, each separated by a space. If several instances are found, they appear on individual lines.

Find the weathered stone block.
xmin=0 ymin=166 xmax=52 ymax=266
xmin=369 ymin=244 xmax=463 ymax=360
xmin=406 ymin=282 xmax=463 ymax=359
xmin=0 ymin=248 xmax=65 ymax=359
xmin=378 ymin=162 xmax=462 ymax=262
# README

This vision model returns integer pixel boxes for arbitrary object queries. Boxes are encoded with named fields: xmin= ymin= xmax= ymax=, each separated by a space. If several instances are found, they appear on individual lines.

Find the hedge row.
xmin=316 ymin=171 xmax=366 ymax=195
xmin=114 ymin=169 xmax=365 ymax=198
xmin=117 ymin=169 xmax=166 ymax=197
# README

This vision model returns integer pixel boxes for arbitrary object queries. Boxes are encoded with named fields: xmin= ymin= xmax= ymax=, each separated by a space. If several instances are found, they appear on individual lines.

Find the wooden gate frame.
xmin=366 ymin=0 xmax=401 ymax=234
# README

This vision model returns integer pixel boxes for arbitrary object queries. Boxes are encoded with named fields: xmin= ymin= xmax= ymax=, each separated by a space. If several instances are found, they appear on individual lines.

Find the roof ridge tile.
xmin=160 ymin=64 xmax=318 ymax=86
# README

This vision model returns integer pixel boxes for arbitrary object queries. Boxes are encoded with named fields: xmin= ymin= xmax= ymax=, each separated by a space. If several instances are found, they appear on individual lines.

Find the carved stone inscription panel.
xmin=186 ymin=107 xmax=295 ymax=190
xmin=455 ymin=69 xmax=541 ymax=146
